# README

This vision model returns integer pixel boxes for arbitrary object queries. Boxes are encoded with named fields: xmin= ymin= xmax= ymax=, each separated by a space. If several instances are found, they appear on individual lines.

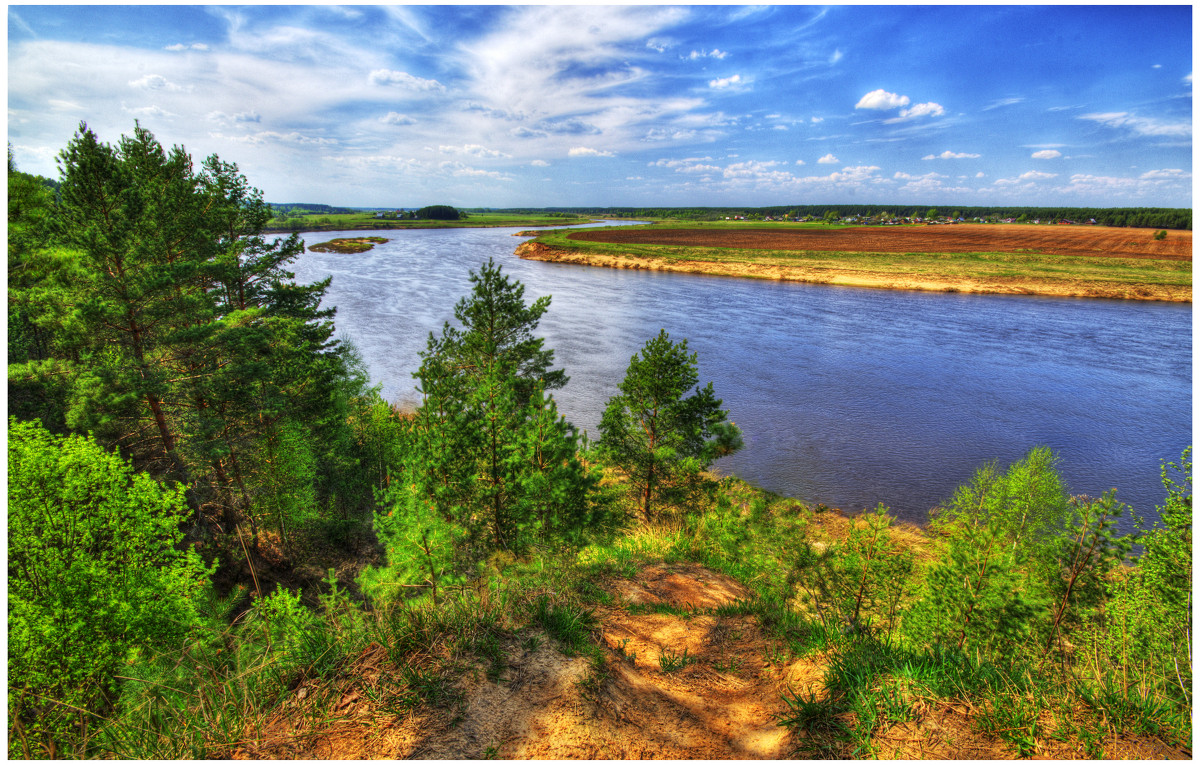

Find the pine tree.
xmin=397 ymin=260 xmax=593 ymax=562
xmin=598 ymin=329 xmax=742 ymax=521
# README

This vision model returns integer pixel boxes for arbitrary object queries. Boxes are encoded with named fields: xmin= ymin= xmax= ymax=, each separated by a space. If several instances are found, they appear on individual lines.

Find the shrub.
xmin=8 ymin=418 xmax=212 ymax=757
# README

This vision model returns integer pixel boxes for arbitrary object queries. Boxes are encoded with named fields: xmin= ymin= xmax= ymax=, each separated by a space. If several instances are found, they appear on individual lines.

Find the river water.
xmin=290 ymin=224 xmax=1191 ymax=530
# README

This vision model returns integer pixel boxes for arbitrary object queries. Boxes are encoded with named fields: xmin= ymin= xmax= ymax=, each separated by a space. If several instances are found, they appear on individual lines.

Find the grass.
xmin=525 ymin=225 xmax=1191 ymax=295
xmin=25 ymin=471 xmax=1192 ymax=759
xmin=307 ymin=236 xmax=388 ymax=254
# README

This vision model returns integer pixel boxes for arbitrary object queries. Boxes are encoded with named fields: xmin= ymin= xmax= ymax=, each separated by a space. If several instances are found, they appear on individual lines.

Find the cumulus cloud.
xmin=817 ymin=153 xmax=838 ymax=164
xmin=381 ymin=112 xmax=416 ymax=126
xmin=923 ymin=150 xmax=981 ymax=160
xmin=568 ymin=147 xmax=615 ymax=158
xmin=1139 ymin=168 xmax=1190 ymax=180
xmin=437 ymin=160 xmax=511 ymax=180
xmin=531 ymin=159 xmax=550 ymax=167
xmin=128 ymin=74 xmax=182 ymax=91
xmin=164 ymin=43 xmax=209 ymax=51
xmin=855 ymin=89 xmax=910 ymax=110
xmin=368 ymin=69 xmax=445 ymax=91
xmin=1031 ymin=149 xmax=1062 ymax=159
xmin=1079 ymin=111 xmax=1191 ymax=137
xmin=709 ymin=74 xmax=744 ymax=89
xmin=995 ymin=170 xmax=1057 ymax=186
xmin=897 ymin=102 xmax=944 ymax=119
xmin=123 ymin=104 xmax=177 ymax=119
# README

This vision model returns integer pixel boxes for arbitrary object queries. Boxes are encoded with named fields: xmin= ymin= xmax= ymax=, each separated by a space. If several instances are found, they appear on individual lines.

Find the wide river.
xmin=291 ymin=224 xmax=1191 ymax=530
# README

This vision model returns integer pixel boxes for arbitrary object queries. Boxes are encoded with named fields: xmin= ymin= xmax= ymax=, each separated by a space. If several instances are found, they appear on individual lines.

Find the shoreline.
xmin=514 ymin=241 xmax=1191 ymax=302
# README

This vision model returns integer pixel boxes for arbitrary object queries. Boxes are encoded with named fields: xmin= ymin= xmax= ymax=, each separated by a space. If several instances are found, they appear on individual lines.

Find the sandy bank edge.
xmin=515 ymin=241 xmax=1191 ymax=302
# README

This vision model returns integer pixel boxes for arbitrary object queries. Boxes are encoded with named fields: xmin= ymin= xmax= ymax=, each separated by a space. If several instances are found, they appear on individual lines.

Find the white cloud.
xmin=795 ymin=159 xmax=806 ymax=166
xmin=829 ymin=49 xmax=843 ymax=65
xmin=1031 ymin=149 xmax=1062 ymax=159
xmin=122 ymin=104 xmax=177 ymax=119
xmin=810 ymin=116 xmax=823 ymax=123
xmin=211 ymin=130 xmax=337 ymax=146
xmin=855 ymin=89 xmax=910 ymax=110
xmin=164 ymin=43 xmax=209 ymax=52
xmin=568 ymin=147 xmax=615 ymax=158
xmin=817 ymin=153 xmax=838 ymax=164
xmin=897 ymin=102 xmax=944 ymax=119
xmin=1139 ymin=168 xmax=1190 ymax=180
xmin=531 ymin=159 xmax=550 ymax=167
xmin=709 ymin=74 xmax=744 ymax=89
xmin=1079 ymin=111 xmax=1191 ymax=138
xmin=923 ymin=150 xmax=981 ymax=160
xmin=995 ymin=170 xmax=1057 ymax=186
xmin=128 ymin=73 xmax=182 ymax=91
xmin=437 ymin=160 xmax=511 ymax=180
xmin=381 ymin=112 xmax=416 ymax=126
xmin=439 ymin=144 xmax=510 ymax=159
xmin=368 ymin=69 xmax=445 ymax=91
xmin=687 ymin=48 xmax=728 ymax=60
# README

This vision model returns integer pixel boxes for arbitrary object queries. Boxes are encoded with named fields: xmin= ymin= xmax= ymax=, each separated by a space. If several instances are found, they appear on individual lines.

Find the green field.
xmin=526 ymin=224 xmax=1192 ymax=298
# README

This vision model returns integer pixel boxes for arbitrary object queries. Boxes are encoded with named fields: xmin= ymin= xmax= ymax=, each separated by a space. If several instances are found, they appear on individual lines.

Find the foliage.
xmin=7 ymin=123 xmax=371 ymax=546
xmin=416 ymin=204 xmax=462 ymax=220
xmin=904 ymin=447 xmax=1067 ymax=653
xmin=8 ymin=418 xmax=212 ymax=757
xmin=788 ymin=504 xmax=914 ymax=638
xmin=598 ymin=329 xmax=742 ymax=520
xmin=366 ymin=259 xmax=598 ymax=604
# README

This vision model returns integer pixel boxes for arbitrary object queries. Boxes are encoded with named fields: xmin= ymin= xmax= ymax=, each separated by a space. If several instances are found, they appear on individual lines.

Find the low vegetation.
xmin=8 ymin=125 xmax=1192 ymax=759
xmin=519 ymin=223 xmax=1191 ymax=301
xmin=307 ymin=236 xmax=389 ymax=254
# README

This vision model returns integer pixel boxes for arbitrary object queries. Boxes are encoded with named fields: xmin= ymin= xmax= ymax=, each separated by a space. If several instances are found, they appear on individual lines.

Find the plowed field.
xmin=567 ymin=224 xmax=1191 ymax=261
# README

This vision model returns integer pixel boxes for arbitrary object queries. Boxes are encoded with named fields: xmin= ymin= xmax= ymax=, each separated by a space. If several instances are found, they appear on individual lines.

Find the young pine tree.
xmin=396 ymin=259 xmax=594 ymax=563
xmin=598 ymin=329 xmax=743 ymax=521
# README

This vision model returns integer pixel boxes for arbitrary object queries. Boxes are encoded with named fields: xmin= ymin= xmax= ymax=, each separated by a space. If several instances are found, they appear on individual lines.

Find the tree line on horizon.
xmin=496 ymin=204 xmax=1193 ymax=230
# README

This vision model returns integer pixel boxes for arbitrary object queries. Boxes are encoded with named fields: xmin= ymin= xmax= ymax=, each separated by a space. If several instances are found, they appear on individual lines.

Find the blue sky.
xmin=8 ymin=5 xmax=1193 ymax=208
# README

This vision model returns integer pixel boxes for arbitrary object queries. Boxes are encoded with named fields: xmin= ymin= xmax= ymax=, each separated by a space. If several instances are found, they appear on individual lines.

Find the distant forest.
xmin=489 ymin=205 xmax=1194 ymax=230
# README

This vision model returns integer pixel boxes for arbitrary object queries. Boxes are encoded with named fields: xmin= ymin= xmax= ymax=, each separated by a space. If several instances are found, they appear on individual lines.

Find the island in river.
xmin=515 ymin=222 xmax=1191 ymax=302
xmin=307 ymin=236 xmax=389 ymax=254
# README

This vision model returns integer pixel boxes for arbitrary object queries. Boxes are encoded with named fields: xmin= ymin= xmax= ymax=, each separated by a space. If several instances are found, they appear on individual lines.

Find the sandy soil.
xmin=515 ymin=224 xmax=1191 ymax=301
xmin=229 ymin=560 xmax=1190 ymax=760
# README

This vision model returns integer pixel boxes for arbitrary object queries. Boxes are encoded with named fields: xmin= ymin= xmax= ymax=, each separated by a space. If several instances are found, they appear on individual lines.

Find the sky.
xmin=7 ymin=4 xmax=1194 ymax=209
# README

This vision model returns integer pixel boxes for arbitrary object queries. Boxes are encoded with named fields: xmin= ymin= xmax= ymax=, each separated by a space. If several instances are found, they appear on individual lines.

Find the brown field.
xmin=567 ymin=223 xmax=1192 ymax=260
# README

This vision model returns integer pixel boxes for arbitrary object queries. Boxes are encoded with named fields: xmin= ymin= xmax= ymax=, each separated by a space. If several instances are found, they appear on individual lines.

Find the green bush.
xmin=8 ymin=417 xmax=212 ymax=757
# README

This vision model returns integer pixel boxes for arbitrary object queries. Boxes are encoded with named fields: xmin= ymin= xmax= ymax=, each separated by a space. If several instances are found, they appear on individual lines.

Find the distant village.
xmin=735 ymin=213 xmax=1098 ymax=226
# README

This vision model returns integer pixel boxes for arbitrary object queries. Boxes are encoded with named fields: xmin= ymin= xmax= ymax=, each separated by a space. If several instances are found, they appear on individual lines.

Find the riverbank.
xmin=515 ymin=224 xmax=1191 ymax=302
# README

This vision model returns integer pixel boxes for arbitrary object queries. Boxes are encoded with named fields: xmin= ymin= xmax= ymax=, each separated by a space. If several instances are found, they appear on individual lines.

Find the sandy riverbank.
xmin=515 ymin=241 xmax=1191 ymax=302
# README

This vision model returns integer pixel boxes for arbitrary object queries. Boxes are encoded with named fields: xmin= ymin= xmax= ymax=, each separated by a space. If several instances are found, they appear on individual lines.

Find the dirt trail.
xmin=233 ymin=563 xmax=810 ymax=759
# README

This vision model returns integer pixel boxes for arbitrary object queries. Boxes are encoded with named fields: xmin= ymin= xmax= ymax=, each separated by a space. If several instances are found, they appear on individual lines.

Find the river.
xmin=290 ymin=224 xmax=1192 ymax=530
